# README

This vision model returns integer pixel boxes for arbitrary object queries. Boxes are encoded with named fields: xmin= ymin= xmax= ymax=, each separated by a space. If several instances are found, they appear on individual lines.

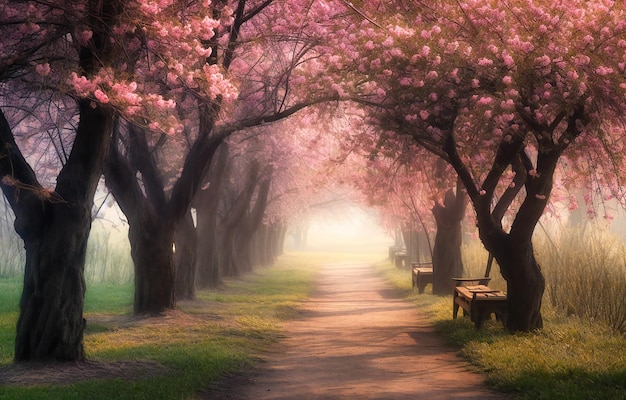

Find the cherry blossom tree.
xmin=0 ymin=0 xmax=125 ymax=361
xmin=103 ymin=0 xmax=343 ymax=313
xmin=326 ymin=0 xmax=626 ymax=331
xmin=353 ymin=145 xmax=467 ymax=294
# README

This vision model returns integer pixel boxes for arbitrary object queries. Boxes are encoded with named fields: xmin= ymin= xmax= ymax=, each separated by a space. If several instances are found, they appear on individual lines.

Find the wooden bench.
xmin=394 ymin=252 xmax=409 ymax=269
xmin=452 ymin=281 xmax=507 ymax=329
xmin=388 ymin=246 xmax=402 ymax=261
xmin=411 ymin=263 xmax=433 ymax=293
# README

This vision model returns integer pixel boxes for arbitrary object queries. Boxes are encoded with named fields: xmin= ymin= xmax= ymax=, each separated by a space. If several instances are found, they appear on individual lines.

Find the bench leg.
xmin=418 ymin=282 xmax=426 ymax=294
xmin=473 ymin=311 xmax=486 ymax=330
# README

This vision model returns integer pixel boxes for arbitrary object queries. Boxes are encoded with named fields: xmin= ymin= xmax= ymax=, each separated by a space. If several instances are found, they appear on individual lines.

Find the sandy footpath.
xmin=206 ymin=262 xmax=508 ymax=400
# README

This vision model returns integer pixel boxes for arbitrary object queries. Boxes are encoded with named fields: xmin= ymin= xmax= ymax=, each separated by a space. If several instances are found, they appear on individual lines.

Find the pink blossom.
xmin=399 ymin=77 xmax=412 ymax=86
xmin=419 ymin=110 xmax=429 ymax=120
xmin=94 ymin=89 xmax=109 ymax=103
xmin=502 ymin=76 xmax=513 ymax=85
xmin=67 ymin=72 xmax=96 ymax=96
xmin=35 ymin=63 xmax=51 ymax=77
xmin=77 ymin=30 xmax=93 ymax=45
xmin=477 ymin=96 xmax=492 ymax=105
xmin=478 ymin=58 xmax=493 ymax=66
xmin=19 ymin=22 xmax=41 ymax=35
xmin=167 ymin=72 xmax=178 ymax=85
xmin=596 ymin=66 xmax=614 ymax=76
xmin=535 ymin=55 xmax=551 ymax=67
xmin=503 ymin=54 xmax=514 ymax=67
xmin=426 ymin=70 xmax=438 ymax=79
xmin=567 ymin=70 xmax=579 ymax=80
xmin=1 ymin=175 xmax=17 ymax=186
xmin=331 ymin=83 xmax=345 ymax=96
xmin=573 ymin=54 xmax=590 ymax=66
xmin=500 ymin=99 xmax=515 ymax=110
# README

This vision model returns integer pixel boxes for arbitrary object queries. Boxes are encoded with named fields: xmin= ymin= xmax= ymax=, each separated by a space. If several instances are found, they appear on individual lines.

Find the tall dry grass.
xmin=535 ymin=224 xmax=626 ymax=333
xmin=461 ymin=240 xmax=507 ymax=292
xmin=461 ymin=223 xmax=626 ymax=333
xmin=84 ymin=223 xmax=134 ymax=284
xmin=0 ymin=218 xmax=133 ymax=284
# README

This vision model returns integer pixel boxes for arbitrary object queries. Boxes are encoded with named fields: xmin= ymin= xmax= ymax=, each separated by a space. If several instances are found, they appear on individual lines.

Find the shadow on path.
xmin=206 ymin=262 xmax=508 ymax=399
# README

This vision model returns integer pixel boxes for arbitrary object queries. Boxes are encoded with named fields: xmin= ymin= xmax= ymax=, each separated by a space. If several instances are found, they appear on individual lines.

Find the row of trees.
xmin=0 ymin=0 xmax=343 ymax=362
xmin=3 ymin=0 xmax=626 ymax=362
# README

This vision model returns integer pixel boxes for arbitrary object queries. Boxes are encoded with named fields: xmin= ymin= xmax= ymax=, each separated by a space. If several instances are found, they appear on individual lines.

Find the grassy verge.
xmin=376 ymin=260 xmax=626 ymax=400
xmin=0 ymin=252 xmax=321 ymax=400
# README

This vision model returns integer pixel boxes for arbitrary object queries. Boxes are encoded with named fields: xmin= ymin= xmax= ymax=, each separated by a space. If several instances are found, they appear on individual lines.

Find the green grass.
xmin=3 ymin=246 xmax=624 ymax=399
xmin=0 ymin=278 xmax=21 ymax=365
xmin=0 ymin=253 xmax=319 ymax=400
xmin=376 ymin=259 xmax=626 ymax=400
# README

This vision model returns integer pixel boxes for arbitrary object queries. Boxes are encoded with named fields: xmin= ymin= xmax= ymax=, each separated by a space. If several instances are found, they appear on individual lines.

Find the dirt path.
xmin=208 ymin=262 xmax=508 ymax=399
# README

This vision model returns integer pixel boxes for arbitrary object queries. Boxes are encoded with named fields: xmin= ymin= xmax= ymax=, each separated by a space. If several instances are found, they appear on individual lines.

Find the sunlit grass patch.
xmin=376 ymin=257 xmax=626 ymax=400
xmin=84 ymin=283 xmax=134 ymax=314
xmin=0 ymin=252 xmax=321 ymax=399
xmin=462 ymin=325 xmax=626 ymax=399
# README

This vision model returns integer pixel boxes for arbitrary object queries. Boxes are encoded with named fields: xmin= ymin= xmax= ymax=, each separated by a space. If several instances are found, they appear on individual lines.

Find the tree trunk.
xmin=431 ymin=187 xmax=467 ymax=295
xmin=490 ymin=236 xmax=545 ymax=331
xmin=174 ymin=208 xmax=197 ymax=300
xmin=0 ymin=0 xmax=121 ymax=361
xmin=2 ymin=99 xmax=113 ymax=362
xmin=220 ymin=225 xmax=241 ymax=278
xmin=129 ymin=217 xmax=176 ymax=314
xmin=195 ymin=143 xmax=229 ymax=287
xmin=269 ymin=222 xmax=287 ymax=262
xmin=196 ymin=202 xmax=221 ymax=286
xmin=104 ymin=123 xmax=177 ymax=315
xmin=15 ymin=206 xmax=91 ymax=362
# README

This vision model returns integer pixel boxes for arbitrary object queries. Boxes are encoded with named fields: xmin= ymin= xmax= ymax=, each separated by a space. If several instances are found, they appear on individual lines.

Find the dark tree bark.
xmin=1 ymin=102 xmax=112 ymax=362
xmin=105 ymin=123 xmax=175 ymax=314
xmin=218 ymin=161 xmax=263 ymax=278
xmin=0 ymin=0 xmax=121 ymax=361
xmin=431 ymin=184 xmax=468 ymax=295
xmin=105 ymin=120 xmax=226 ymax=314
xmin=255 ymin=221 xmax=286 ymax=263
xmin=251 ymin=224 xmax=269 ymax=266
xmin=291 ymin=224 xmax=308 ymax=249
xmin=442 ymin=108 xmax=581 ymax=332
xmin=233 ymin=174 xmax=272 ymax=273
xmin=129 ymin=215 xmax=176 ymax=314
xmin=174 ymin=208 xmax=198 ymax=300
xmin=195 ymin=142 xmax=230 ymax=287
